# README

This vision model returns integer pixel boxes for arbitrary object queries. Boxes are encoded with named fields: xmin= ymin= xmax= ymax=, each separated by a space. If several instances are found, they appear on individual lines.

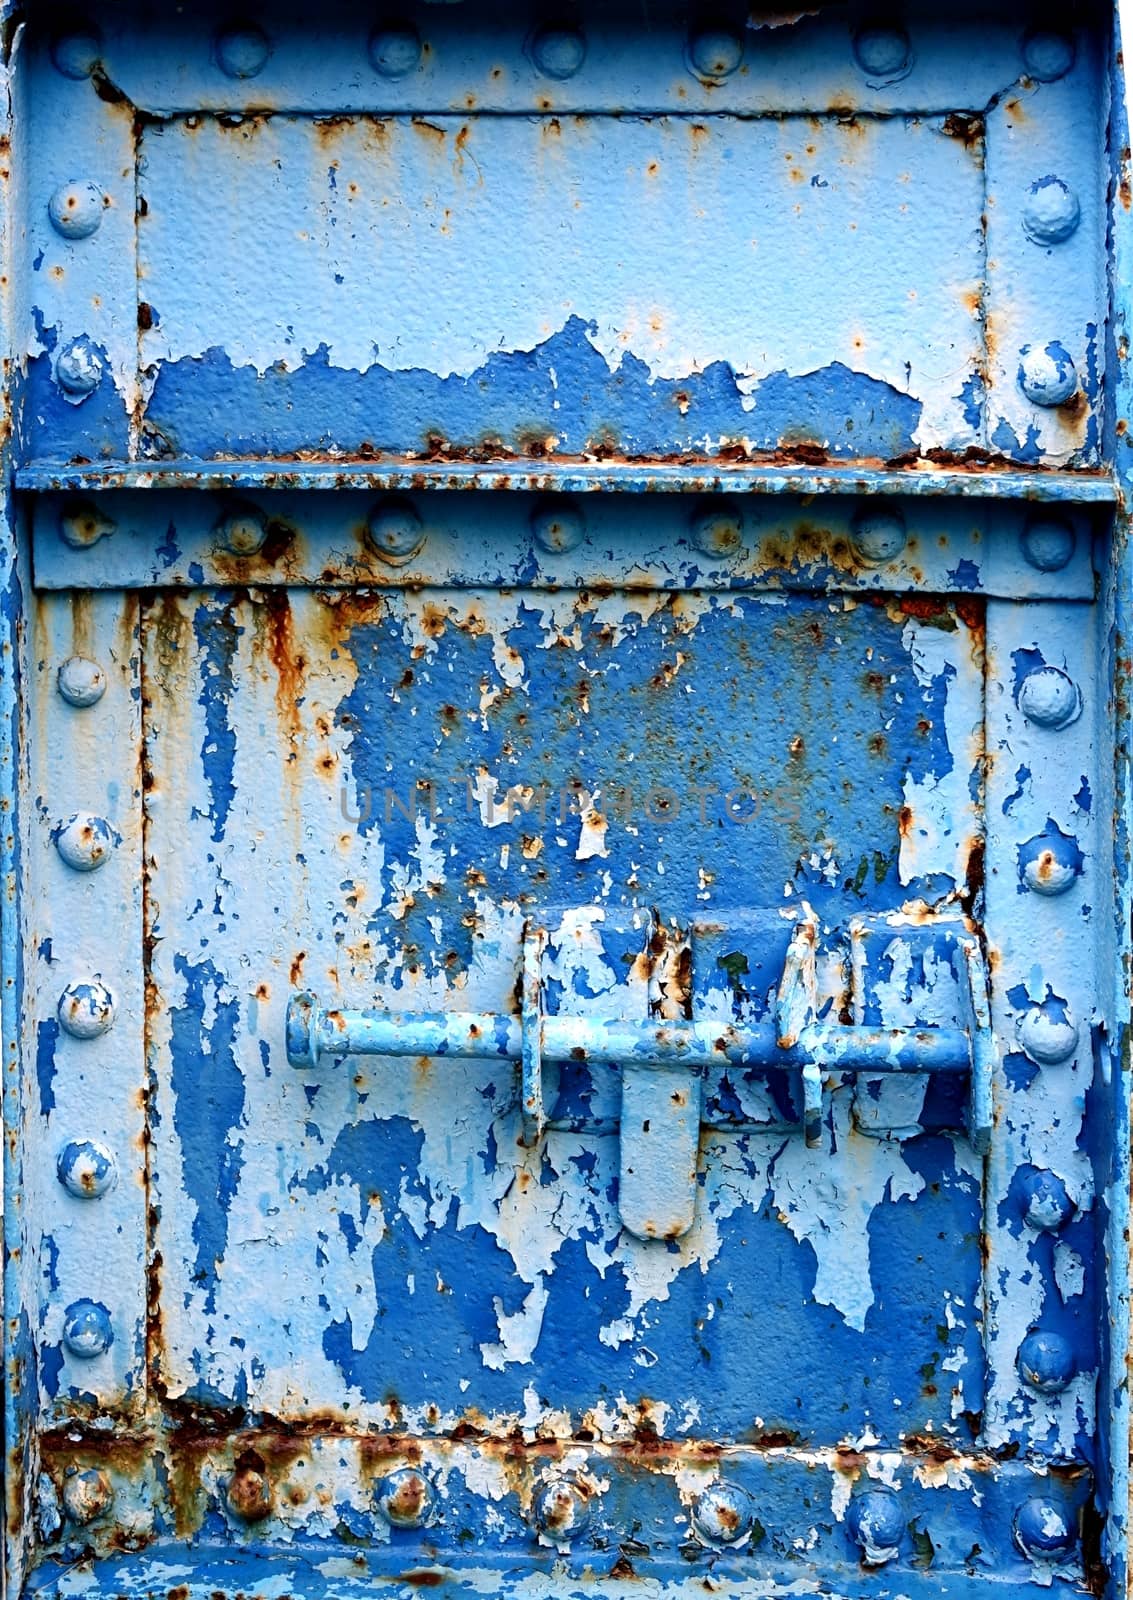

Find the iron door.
xmin=3 ymin=6 xmax=1132 ymax=1600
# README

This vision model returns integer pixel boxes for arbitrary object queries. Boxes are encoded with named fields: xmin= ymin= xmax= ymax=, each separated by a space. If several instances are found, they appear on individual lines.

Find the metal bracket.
xmin=286 ymin=913 xmax=998 ymax=1236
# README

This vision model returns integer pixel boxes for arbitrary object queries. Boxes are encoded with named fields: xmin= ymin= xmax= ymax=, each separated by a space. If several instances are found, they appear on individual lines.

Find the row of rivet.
xmin=52 ymin=604 xmax=120 ymax=1377
xmin=215 ymin=1464 xmax=1077 ymax=1566
xmin=48 ymin=1458 xmax=1077 ymax=1562
xmin=52 ymin=22 xmax=1076 ymax=87
xmin=1001 ymin=544 xmax=1088 ymax=1432
xmin=54 ymin=497 xmax=1081 ymax=572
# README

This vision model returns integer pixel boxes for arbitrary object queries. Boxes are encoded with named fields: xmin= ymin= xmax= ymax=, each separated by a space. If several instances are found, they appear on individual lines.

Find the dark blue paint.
xmin=143 ymin=320 xmax=923 ymax=463
xmin=168 ymin=955 xmax=246 ymax=1303
xmin=23 ymin=328 xmax=129 ymax=465
xmin=338 ymin=594 xmax=968 ymax=982
xmin=192 ymin=602 xmax=242 ymax=845
xmin=35 ymin=1016 xmax=58 ymax=1117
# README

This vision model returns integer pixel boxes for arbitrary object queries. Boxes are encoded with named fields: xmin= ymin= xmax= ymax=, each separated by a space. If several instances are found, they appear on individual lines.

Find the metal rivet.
xmin=850 ymin=504 xmax=907 ymax=565
xmin=532 ymin=1476 xmax=592 ymax=1541
xmin=55 ymin=337 xmax=103 ymax=404
xmin=369 ymin=23 xmax=422 ymax=80
xmin=1018 ymin=1329 xmax=1076 ymax=1394
xmin=852 ymin=25 xmax=912 ymax=81
xmin=57 ymin=1138 xmax=118 ymax=1200
xmin=62 ymin=1467 xmax=113 ymax=1525
xmin=366 ymin=497 xmax=426 ymax=564
xmin=1017 ymin=667 xmax=1081 ymax=731
xmin=1018 ymin=342 xmax=1078 ymax=407
xmin=51 ymin=29 xmax=102 ymax=79
xmin=1019 ymin=1168 xmax=1076 ymax=1232
xmin=59 ymin=501 xmax=115 ymax=550
xmin=1020 ymin=514 xmax=1076 ymax=572
xmin=215 ymin=25 xmax=270 ymax=79
xmin=1018 ymin=821 xmax=1083 ymax=896
xmin=1014 ymin=1497 xmax=1077 ymax=1561
xmin=1023 ymin=177 xmax=1081 ymax=246
xmin=687 ymin=28 xmax=744 ymax=81
xmin=226 ymin=1460 xmax=274 ymax=1522
xmin=1021 ymin=29 xmax=1076 ymax=83
xmin=58 ymin=979 xmax=116 ymax=1040
xmin=376 ymin=1468 xmax=436 ymax=1529
xmin=57 ymin=655 xmax=107 ymax=708
xmin=847 ymin=1489 xmax=903 ymax=1566
xmin=1018 ymin=1001 xmax=1079 ymax=1066
xmin=530 ymin=26 xmax=587 ymax=80
xmin=62 ymin=1299 xmax=113 ymax=1360
xmin=691 ymin=1481 xmax=755 ymax=1546
xmin=215 ymin=504 xmax=268 ymax=556
xmin=54 ymin=813 xmax=119 ymax=873
xmin=48 ymin=181 xmax=105 ymax=241
xmin=531 ymin=497 xmax=585 ymax=554
xmin=690 ymin=500 xmax=744 ymax=559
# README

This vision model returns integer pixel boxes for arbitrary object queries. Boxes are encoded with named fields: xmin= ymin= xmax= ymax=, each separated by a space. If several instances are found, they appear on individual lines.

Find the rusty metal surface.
xmin=2 ymin=4 xmax=1131 ymax=1600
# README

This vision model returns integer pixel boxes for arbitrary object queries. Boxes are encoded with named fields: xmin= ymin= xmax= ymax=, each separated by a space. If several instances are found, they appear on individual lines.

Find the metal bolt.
xmin=62 ymin=1467 xmax=113 ymax=1525
xmin=1023 ymin=178 xmax=1080 ymax=247
xmin=57 ymin=655 xmax=107 ymax=708
xmin=1019 ymin=1168 xmax=1076 ymax=1233
xmin=1014 ymin=1496 xmax=1077 ymax=1561
xmin=847 ymin=1489 xmax=903 ymax=1566
xmin=850 ymin=504 xmax=907 ymax=565
xmin=58 ymin=979 xmax=116 ymax=1040
xmin=691 ymin=1481 xmax=755 ymax=1545
xmin=1018 ymin=1002 xmax=1079 ymax=1067
xmin=376 ymin=1468 xmax=436 ymax=1529
xmin=366 ymin=497 xmax=426 ymax=564
xmin=62 ymin=1299 xmax=113 ymax=1360
xmin=54 ymin=813 xmax=119 ymax=872
xmin=369 ymin=23 xmax=423 ymax=80
xmin=1017 ymin=1329 xmax=1076 ymax=1394
xmin=215 ymin=504 xmax=268 ymax=556
xmin=1020 ymin=514 xmax=1076 ymax=572
xmin=55 ymin=337 xmax=103 ymax=404
xmin=48 ymin=181 xmax=105 ymax=241
xmin=852 ymin=25 xmax=912 ymax=81
xmin=687 ymin=28 xmax=744 ymax=81
xmin=690 ymin=500 xmax=743 ymax=559
xmin=1017 ymin=667 xmax=1081 ymax=731
xmin=531 ymin=497 xmax=585 ymax=554
xmin=532 ymin=1476 xmax=592 ymax=1541
xmin=226 ymin=1459 xmax=274 ymax=1522
xmin=59 ymin=502 xmax=115 ymax=550
xmin=1017 ymin=822 xmax=1083 ymax=896
xmin=530 ymin=26 xmax=587 ymax=80
xmin=215 ymin=25 xmax=270 ymax=79
xmin=57 ymin=1138 xmax=118 ymax=1200
xmin=1018 ymin=342 xmax=1078 ymax=407
xmin=51 ymin=29 xmax=102 ymax=79
xmin=1021 ymin=29 xmax=1076 ymax=83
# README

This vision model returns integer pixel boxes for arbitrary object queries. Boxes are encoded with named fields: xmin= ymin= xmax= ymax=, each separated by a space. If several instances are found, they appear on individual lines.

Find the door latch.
xmin=286 ymin=915 xmax=995 ymax=1240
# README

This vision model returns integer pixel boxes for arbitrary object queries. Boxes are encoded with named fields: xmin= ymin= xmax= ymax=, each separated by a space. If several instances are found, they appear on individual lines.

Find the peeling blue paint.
xmin=143 ymin=323 xmax=924 ymax=464
xmin=169 ymin=956 xmax=246 ymax=1302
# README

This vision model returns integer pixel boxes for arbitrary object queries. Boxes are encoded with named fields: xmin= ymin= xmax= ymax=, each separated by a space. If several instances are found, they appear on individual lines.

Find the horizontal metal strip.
xmin=16 ymin=460 xmax=1120 ymax=501
xmin=30 ymin=488 xmax=1099 ymax=597
xmin=64 ymin=6 xmax=1076 ymax=119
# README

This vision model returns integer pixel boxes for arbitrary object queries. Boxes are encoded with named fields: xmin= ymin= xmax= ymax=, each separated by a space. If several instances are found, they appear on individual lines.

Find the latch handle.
xmin=285 ymin=916 xmax=997 ymax=1237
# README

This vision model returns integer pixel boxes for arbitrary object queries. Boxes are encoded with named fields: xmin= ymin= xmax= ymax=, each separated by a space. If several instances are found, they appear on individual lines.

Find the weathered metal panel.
xmin=133 ymin=111 xmax=985 ymax=462
xmin=26 ymin=491 xmax=1102 ymax=598
xmin=4 ymin=6 xmax=1133 ymax=1600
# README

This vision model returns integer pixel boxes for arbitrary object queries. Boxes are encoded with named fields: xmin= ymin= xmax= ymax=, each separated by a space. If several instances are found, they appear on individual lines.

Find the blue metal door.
xmin=3 ymin=6 xmax=1132 ymax=1600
